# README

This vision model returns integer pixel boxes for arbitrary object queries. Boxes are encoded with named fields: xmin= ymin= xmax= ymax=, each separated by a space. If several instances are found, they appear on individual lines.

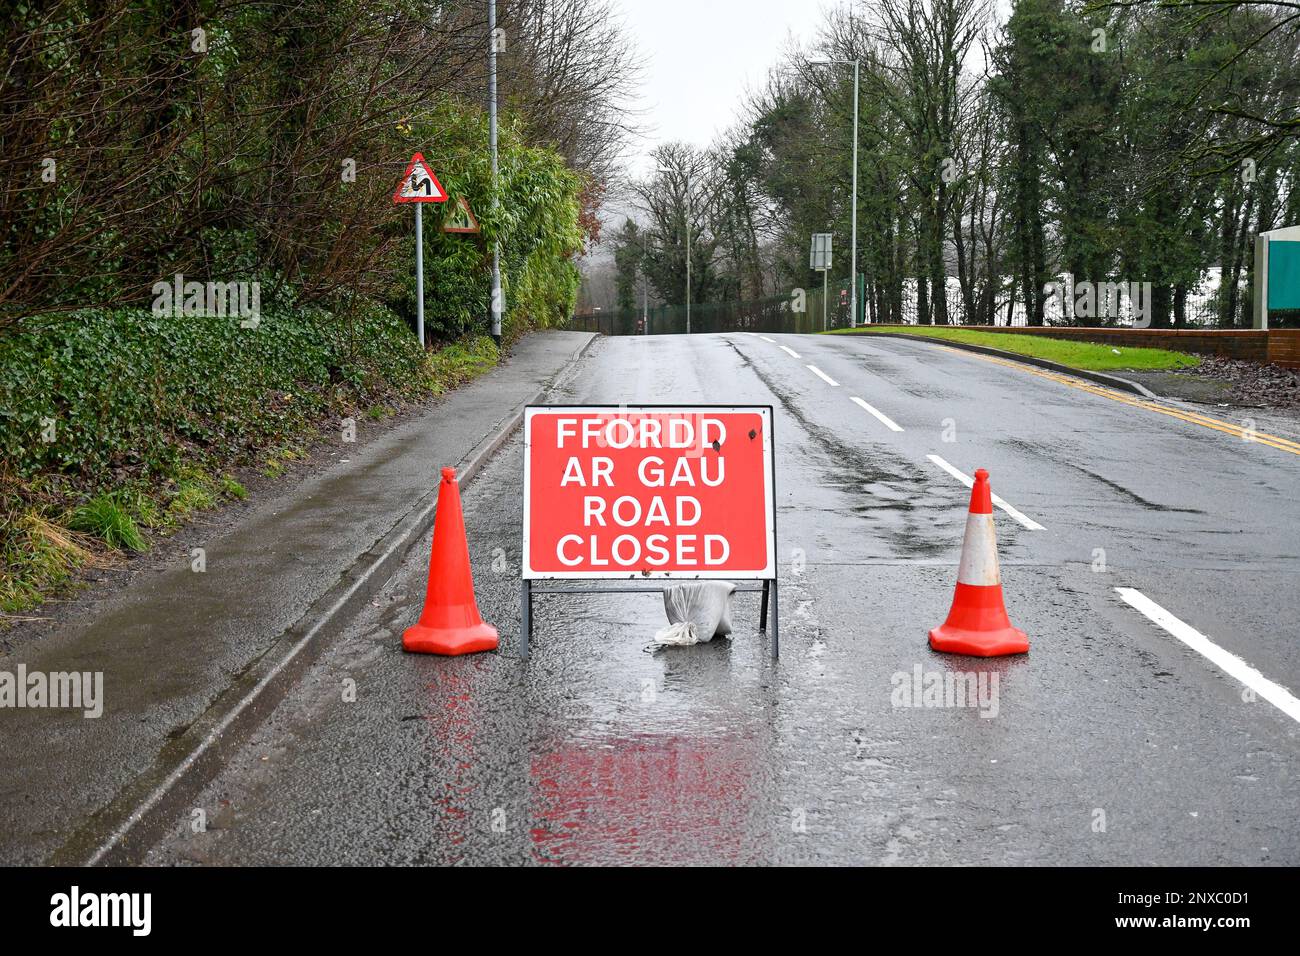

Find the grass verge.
xmin=828 ymin=325 xmax=1201 ymax=372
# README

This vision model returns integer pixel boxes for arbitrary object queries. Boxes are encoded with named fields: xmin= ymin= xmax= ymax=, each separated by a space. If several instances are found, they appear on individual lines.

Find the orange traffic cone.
xmin=403 ymin=467 xmax=499 ymax=656
xmin=929 ymin=468 xmax=1029 ymax=657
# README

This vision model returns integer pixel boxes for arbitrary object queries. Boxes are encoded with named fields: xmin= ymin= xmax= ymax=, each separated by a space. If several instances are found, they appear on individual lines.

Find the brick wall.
xmin=1268 ymin=329 xmax=1300 ymax=369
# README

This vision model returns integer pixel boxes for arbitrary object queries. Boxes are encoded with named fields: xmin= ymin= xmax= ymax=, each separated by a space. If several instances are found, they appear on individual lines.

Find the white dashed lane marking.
xmin=850 ymin=396 xmax=903 ymax=433
xmin=806 ymin=365 xmax=839 ymax=387
xmin=926 ymin=454 xmax=1045 ymax=531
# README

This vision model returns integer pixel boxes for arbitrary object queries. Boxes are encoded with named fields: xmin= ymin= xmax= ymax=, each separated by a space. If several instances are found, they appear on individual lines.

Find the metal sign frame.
xmin=519 ymin=404 xmax=779 ymax=659
xmin=810 ymin=233 xmax=833 ymax=272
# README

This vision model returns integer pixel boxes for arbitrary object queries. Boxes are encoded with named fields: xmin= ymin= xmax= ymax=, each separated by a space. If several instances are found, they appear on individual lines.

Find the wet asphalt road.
xmin=146 ymin=332 xmax=1300 ymax=865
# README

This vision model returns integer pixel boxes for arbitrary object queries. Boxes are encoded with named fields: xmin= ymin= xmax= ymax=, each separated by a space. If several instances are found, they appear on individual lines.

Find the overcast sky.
xmin=614 ymin=0 xmax=823 ymax=179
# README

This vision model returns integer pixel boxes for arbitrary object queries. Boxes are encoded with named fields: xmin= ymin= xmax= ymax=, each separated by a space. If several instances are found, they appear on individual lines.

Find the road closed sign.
xmin=523 ymin=406 xmax=776 ymax=579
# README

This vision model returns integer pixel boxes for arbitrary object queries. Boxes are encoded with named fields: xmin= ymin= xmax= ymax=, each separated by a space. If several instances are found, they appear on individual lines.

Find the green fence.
xmin=568 ymin=282 xmax=858 ymax=336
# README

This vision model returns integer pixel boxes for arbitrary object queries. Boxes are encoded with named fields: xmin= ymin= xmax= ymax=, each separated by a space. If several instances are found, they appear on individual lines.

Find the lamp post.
xmin=642 ymin=231 xmax=650 ymax=335
xmin=810 ymin=57 xmax=859 ymax=327
xmin=488 ymin=0 xmax=503 ymax=343
xmin=658 ymin=165 xmax=692 ymax=334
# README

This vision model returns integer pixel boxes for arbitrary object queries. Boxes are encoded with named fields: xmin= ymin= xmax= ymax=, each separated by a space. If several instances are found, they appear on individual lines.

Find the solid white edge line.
xmin=806 ymin=364 xmax=839 ymax=387
xmin=925 ymin=454 xmax=1045 ymax=531
xmin=759 ymin=335 xmax=776 ymax=343
xmin=779 ymin=345 xmax=801 ymax=358
xmin=1115 ymin=587 xmax=1300 ymax=725
xmin=850 ymin=396 xmax=904 ymax=432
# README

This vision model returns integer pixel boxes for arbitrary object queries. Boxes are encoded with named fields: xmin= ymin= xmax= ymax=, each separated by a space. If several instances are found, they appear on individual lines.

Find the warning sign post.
xmin=392 ymin=152 xmax=448 ymax=346
xmin=521 ymin=405 xmax=778 ymax=657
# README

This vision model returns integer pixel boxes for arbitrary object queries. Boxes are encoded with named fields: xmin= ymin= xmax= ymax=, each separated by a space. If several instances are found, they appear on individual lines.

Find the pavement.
xmin=0 ymin=329 xmax=595 ymax=865
xmin=134 ymin=331 xmax=1300 ymax=866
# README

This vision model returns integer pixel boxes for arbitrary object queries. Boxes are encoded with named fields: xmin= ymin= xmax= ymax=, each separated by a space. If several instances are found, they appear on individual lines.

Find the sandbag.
xmin=653 ymin=581 xmax=736 ymax=646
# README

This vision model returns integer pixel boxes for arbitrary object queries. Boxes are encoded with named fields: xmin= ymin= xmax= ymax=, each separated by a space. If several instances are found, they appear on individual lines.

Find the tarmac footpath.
xmin=0 ymin=330 xmax=595 ymax=865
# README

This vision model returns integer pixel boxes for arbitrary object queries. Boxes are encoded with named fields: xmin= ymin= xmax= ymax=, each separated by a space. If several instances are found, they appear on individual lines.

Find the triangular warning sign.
xmin=442 ymin=196 xmax=481 ymax=234
xmin=393 ymin=152 xmax=448 ymax=204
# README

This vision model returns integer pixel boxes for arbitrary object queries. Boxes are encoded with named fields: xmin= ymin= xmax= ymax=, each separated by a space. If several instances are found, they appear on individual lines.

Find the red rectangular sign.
xmin=523 ymin=406 xmax=776 ymax=579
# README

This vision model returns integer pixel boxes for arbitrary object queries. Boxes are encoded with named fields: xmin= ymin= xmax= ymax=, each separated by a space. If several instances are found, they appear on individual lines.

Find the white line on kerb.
xmin=926 ymin=454 xmax=1045 ymax=531
xmin=779 ymin=345 xmax=800 ymax=358
xmin=850 ymin=396 xmax=903 ymax=432
xmin=806 ymin=365 xmax=839 ymax=387
xmin=759 ymin=335 xmax=776 ymax=343
xmin=1115 ymin=587 xmax=1300 ymax=726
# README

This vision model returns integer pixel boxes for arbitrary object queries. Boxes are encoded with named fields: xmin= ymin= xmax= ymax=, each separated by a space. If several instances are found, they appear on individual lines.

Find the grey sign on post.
xmin=810 ymin=233 xmax=833 ymax=272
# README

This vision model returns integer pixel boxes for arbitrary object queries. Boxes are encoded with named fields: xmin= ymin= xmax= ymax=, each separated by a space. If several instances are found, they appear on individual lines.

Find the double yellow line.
xmin=938 ymin=346 xmax=1300 ymax=458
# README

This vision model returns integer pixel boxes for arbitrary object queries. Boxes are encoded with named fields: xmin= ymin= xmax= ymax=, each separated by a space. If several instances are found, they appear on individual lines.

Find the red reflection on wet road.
xmin=528 ymin=733 xmax=762 ymax=865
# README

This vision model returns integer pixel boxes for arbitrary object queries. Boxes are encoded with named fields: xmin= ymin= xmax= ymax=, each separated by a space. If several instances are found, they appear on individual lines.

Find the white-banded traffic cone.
xmin=929 ymin=468 xmax=1029 ymax=657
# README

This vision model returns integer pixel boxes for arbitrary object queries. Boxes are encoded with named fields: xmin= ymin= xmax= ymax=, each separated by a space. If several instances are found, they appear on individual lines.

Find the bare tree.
xmin=498 ymin=0 xmax=646 ymax=187
xmin=631 ymin=143 xmax=729 ymax=306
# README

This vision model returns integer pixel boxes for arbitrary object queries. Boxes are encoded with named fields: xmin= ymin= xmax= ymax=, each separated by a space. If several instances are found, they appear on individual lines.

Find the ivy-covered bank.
xmin=0 ymin=305 xmax=494 ymax=614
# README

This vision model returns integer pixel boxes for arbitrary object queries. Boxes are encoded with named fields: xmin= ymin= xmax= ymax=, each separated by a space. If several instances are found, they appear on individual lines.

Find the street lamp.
xmin=641 ymin=230 xmax=651 ymax=335
xmin=488 ymin=0 xmax=503 ymax=343
xmin=810 ymin=57 xmax=859 ymax=328
xmin=658 ymin=165 xmax=692 ymax=334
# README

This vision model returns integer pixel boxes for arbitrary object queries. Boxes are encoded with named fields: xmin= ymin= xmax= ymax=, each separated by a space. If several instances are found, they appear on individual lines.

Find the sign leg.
xmin=520 ymin=579 xmax=531 ymax=659
xmin=760 ymin=579 xmax=770 ymax=632
xmin=770 ymin=580 xmax=779 ymax=659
